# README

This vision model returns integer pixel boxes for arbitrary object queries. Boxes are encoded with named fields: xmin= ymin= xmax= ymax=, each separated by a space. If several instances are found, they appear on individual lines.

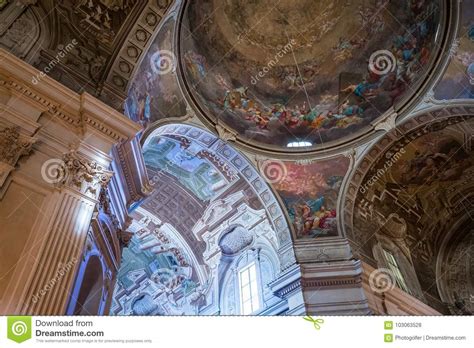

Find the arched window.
xmin=381 ymin=248 xmax=411 ymax=295
xmin=238 ymin=261 xmax=260 ymax=315
xmin=219 ymin=245 xmax=281 ymax=316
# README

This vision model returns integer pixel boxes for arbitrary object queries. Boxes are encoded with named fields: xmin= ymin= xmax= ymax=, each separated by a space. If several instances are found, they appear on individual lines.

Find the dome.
xmin=178 ymin=0 xmax=444 ymax=151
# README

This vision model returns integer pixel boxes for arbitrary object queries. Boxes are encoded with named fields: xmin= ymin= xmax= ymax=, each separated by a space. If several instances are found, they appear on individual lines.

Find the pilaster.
xmin=293 ymin=238 xmax=371 ymax=315
xmin=0 ymin=48 xmax=141 ymax=315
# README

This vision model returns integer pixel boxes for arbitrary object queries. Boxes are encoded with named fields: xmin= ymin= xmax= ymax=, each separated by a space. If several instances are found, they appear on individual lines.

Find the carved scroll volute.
xmin=53 ymin=150 xmax=114 ymax=200
xmin=0 ymin=126 xmax=37 ymax=188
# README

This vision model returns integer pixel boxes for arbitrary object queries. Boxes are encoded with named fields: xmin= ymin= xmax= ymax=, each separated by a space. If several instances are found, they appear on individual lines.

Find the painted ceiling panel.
xmin=179 ymin=0 xmax=444 ymax=149
xmin=143 ymin=136 xmax=230 ymax=201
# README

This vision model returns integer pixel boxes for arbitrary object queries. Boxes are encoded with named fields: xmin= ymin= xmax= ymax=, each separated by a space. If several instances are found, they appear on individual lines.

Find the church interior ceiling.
xmin=0 ymin=0 xmax=174 ymax=108
xmin=347 ymin=112 xmax=474 ymax=314
xmin=264 ymin=156 xmax=350 ymax=238
xmin=112 ymin=125 xmax=292 ymax=315
xmin=178 ymin=0 xmax=445 ymax=150
xmin=0 ymin=0 xmax=472 ymax=316
xmin=117 ymin=0 xmax=472 ymax=315
xmin=126 ymin=14 xmax=188 ymax=124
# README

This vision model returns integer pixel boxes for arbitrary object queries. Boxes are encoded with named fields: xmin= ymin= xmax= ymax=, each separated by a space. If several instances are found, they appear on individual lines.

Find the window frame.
xmin=382 ymin=248 xmax=412 ymax=295
xmin=238 ymin=261 xmax=261 ymax=315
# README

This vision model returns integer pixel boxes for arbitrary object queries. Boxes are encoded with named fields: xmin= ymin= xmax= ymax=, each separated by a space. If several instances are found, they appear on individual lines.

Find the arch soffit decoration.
xmin=342 ymin=102 xmax=474 ymax=241
xmin=142 ymin=123 xmax=297 ymax=270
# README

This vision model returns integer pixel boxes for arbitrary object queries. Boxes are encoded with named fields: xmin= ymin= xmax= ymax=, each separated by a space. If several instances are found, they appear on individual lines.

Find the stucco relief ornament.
xmin=0 ymin=127 xmax=37 ymax=187
xmin=373 ymin=110 xmax=398 ymax=132
xmin=215 ymin=122 xmax=237 ymax=143
xmin=60 ymin=151 xmax=113 ymax=198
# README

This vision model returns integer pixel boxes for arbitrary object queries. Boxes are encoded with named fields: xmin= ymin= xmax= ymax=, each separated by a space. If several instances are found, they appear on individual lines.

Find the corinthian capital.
xmin=0 ymin=126 xmax=37 ymax=188
xmin=58 ymin=151 xmax=113 ymax=199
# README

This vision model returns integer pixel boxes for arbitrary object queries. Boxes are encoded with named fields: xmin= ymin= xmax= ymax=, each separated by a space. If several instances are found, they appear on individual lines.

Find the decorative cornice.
xmin=275 ymin=279 xmax=302 ymax=298
xmin=301 ymin=278 xmax=361 ymax=288
xmin=114 ymin=140 xmax=149 ymax=205
xmin=0 ymin=49 xmax=141 ymax=143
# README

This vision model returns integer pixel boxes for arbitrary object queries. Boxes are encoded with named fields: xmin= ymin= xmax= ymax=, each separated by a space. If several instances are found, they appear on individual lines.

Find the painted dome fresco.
xmin=178 ymin=0 xmax=444 ymax=150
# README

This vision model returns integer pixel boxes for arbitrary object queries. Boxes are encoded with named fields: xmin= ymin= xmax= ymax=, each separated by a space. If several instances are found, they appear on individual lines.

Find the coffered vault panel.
xmin=112 ymin=124 xmax=298 ymax=315
xmin=144 ymin=124 xmax=295 ymax=251
xmin=0 ymin=0 xmax=175 ymax=109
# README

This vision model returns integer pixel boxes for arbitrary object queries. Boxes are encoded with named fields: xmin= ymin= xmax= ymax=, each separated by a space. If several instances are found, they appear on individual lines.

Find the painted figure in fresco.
xmin=332 ymin=37 xmax=367 ymax=62
xmin=223 ymin=86 xmax=364 ymax=131
xmin=400 ymin=144 xmax=471 ymax=185
xmin=183 ymin=0 xmax=438 ymax=145
xmin=293 ymin=198 xmax=337 ymax=237
xmin=185 ymin=51 xmax=207 ymax=79
xmin=126 ymin=82 xmax=140 ymax=122
xmin=136 ymin=92 xmax=151 ymax=125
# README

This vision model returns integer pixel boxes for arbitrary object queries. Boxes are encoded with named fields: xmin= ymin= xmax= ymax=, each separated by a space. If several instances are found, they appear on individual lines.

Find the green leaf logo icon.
xmin=7 ymin=316 xmax=32 ymax=343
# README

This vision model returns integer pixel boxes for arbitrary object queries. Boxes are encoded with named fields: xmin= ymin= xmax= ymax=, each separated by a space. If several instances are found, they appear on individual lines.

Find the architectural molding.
xmin=0 ymin=49 xmax=142 ymax=142
xmin=361 ymin=263 xmax=440 ymax=315
xmin=143 ymin=123 xmax=297 ymax=270
xmin=0 ymin=49 xmax=139 ymax=315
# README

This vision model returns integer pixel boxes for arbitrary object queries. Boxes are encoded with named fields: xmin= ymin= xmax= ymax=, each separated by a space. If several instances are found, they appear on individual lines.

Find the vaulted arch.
xmin=343 ymin=104 xmax=474 ymax=314
xmin=112 ymin=123 xmax=296 ymax=315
